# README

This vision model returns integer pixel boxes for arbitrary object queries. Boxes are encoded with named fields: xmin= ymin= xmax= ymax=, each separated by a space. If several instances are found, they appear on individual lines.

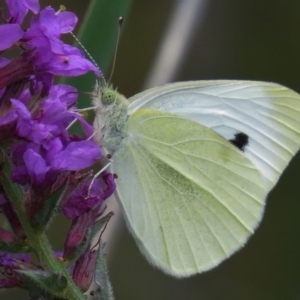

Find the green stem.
xmin=1 ymin=153 xmax=85 ymax=300
xmin=31 ymin=233 xmax=85 ymax=300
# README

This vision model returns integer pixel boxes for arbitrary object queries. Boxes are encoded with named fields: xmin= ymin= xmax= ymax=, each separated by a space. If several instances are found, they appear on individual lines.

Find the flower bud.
xmin=0 ymin=227 xmax=17 ymax=243
xmin=72 ymin=248 xmax=99 ymax=292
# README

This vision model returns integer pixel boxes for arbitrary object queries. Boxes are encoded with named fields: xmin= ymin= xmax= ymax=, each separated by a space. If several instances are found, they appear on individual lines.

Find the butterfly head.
xmin=101 ymin=87 xmax=118 ymax=105
xmin=92 ymin=80 xmax=129 ymax=154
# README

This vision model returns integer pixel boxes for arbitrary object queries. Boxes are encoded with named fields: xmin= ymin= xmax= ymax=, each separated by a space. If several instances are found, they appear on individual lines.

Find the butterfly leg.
xmin=87 ymin=159 xmax=112 ymax=197
xmin=76 ymin=106 xmax=97 ymax=112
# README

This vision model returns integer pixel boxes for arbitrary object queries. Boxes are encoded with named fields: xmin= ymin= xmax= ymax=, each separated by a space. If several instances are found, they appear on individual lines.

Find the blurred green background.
xmin=4 ymin=0 xmax=300 ymax=299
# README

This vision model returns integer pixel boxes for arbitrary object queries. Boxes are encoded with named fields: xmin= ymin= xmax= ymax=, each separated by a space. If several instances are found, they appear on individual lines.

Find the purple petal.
xmin=56 ymin=11 xmax=78 ymax=33
xmin=24 ymin=11 xmax=63 ymax=61
xmin=62 ymin=194 xmax=101 ymax=220
xmin=43 ymin=137 xmax=63 ymax=162
xmin=102 ymin=172 xmax=116 ymax=200
xmin=48 ymin=84 xmax=78 ymax=106
xmin=11 ymin=99 xmax=31 ymax=119
xmin=0 ymin=252 xmax=29 ymax=267
xmin=23 ymin=7 xmax=100 ymax=78
xmin=38 ymin=7 xmax=59 ymax=33
xmin=12 ymin=253 xmax=30 ymax=263
xmin=40 ymin=98 xmax=67 ymax=121
xmin=24 ymin=0 xmax=40 ymax=13
xmin=0 ymin=24 xmax=23 ymax=50
xmin=36 ymin=8 xmax=78 ymax=52
xmin=51 ymin=140 xmax=101 ymax=171
xmin=13 ymin=96 xmax=70 ymax=143
xmin=5 ymin=0 xmax=25 ymax=24
xmin=20 ymin=122 xmax=53 ymax=143
xmin=19 ymin=88 xmax=31 ymax=105
xmin=62 ymin=179 xmax=108 ymax=219
xmin=55 ymin=251 xmax=64 ymax=258
xmin=0 ymin=252 xmax=14 ymax=267
xmin=11 ymin=165 xmax=28 ymax=185
xmin=47 ymin=54 xmax=101 ymax=77
xmin=5 ymin=0 xmax=39 ymax=24
xmin=23 ymin=149 xmax=49 ymax=184
xmin=24 ymin=22 xmax=54 ymax=65
xmin=70 ymin=112 xmax=94 ymax=138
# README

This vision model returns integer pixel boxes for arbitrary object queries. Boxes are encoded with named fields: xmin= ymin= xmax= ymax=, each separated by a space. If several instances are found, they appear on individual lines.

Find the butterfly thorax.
xmin=92 ymin=80 xmax=129 ymax=154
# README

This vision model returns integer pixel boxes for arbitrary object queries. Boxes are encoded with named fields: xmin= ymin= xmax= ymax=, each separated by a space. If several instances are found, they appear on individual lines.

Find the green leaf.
xmin=89 ymin=212 xmax=114 ymax=242
xmin=33 ymin=180 xmax=67 ymax=230
xmin=33 ymin=193 xmax=61 ymax=230
xmin=0 ymin=241 xmax=31 ymax=253
xmin=0 ymin=149 xmax=25 ymax=209
xmin=94 ymin=242 xmax=114 ymax=300
xmin=18 ymin=269 xmax=68 ymax=296
xmin=28 ymin=286 xmax=65 ymax=300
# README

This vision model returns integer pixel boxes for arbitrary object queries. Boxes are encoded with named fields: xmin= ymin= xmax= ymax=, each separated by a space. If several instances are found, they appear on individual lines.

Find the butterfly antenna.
xmin=108 ymin=16 xmax=123 ymax=84
xmin=69 ymin=29 xmax=107 ymax=85
xmin=59 ymin=5 xmax=105 ymax=83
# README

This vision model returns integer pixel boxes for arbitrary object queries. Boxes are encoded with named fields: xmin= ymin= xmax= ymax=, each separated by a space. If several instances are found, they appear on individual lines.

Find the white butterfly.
xmin=92 ymin=80 xmax=300 ymax=277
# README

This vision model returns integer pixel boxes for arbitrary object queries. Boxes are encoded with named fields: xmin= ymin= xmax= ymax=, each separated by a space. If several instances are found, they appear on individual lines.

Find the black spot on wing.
xmin=229 ymin=132 xmax=249 ymax=152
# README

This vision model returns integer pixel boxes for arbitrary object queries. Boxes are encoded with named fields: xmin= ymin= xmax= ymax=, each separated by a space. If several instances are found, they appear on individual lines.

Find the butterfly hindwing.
xmin=112 ymin=108 xmax=266 ymax=277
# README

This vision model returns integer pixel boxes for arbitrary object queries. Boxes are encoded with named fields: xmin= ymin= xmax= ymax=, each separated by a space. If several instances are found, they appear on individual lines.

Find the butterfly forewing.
xmin=112 ymin=109 xmax=266 ymax=277
xmin=128 ymin=81 xmax=300 ymax=191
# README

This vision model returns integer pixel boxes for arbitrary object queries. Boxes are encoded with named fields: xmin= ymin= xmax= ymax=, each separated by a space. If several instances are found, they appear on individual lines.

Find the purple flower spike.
xmin=0 ymin=1 xmax=114 ymax=296
xmin=0 ymin=4 xmax=101 ymax=99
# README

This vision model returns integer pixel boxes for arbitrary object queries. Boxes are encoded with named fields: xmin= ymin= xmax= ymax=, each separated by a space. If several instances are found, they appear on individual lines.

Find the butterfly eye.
xmin=102 ymin=89 xmax=117 ymax=105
